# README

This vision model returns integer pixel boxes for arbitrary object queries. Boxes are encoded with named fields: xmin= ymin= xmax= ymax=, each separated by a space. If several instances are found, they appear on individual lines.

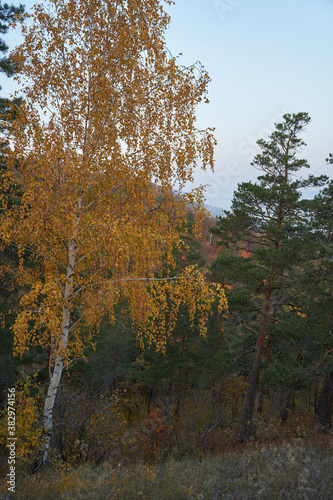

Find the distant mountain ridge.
xmin=151 ymin=183 xmax=225 ymax=219
xmin=204 ymin=204 xmax=225 ymax=218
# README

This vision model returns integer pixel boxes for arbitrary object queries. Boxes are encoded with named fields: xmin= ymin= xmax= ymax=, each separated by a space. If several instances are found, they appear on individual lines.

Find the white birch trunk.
xmin=40 ymin=196 xmax=82 ymax=469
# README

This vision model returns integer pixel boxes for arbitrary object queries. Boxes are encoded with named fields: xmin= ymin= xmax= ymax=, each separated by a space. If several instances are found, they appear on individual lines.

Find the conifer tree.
xmin=0 ymin=2 xmax=24 ymax=77
xmin=0 ymin=1 xmax=24 ymax=133
xmin=0 ymin=1 xmax=24 ymax=202
xmin=210 ymin=112 xmax=327 ymax=441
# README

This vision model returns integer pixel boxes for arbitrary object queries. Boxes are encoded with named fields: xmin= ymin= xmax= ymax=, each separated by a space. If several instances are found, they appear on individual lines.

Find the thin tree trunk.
xmin=147 ymin=386 xmax=153 ymax=413
xmin=37 ymin=196 xmax=82 ymax=471
xmin=280 ymin=388 xmax=294 ymax=424
xmin=256 ymin=388 xmax=266 ymax=414
xmin=175 ymin=331 xmax=186 ymax=418
xmin=317 ymin=371 xmax=333 ymax=434
xmin=213 ymin=313 xmax=224 ymax=397
xmin=279 ymin=355 xmax=302 ymax=424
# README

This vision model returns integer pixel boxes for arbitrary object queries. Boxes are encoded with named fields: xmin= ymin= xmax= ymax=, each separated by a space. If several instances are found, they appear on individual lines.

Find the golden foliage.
xmin=0 ymin=0 xmax=223 ymax=458
xmin=0 ymin=0 xmax=220 ymax=370
xmin=0 ymin=376 xmax=43 ymax=460
xmin=136 ymin=266 xmax=228 ymax=352
xmin=1 ymin=0 xmax=218 ymax=366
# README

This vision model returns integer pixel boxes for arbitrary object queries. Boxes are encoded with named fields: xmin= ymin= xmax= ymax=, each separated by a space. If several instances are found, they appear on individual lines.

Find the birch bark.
xmin=41 ymin=195 xmax=82 ymax=468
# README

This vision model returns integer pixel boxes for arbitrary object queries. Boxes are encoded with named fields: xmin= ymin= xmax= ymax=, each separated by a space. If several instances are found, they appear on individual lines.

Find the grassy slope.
xmin=3 ymin=436 xmax=332 ymax=500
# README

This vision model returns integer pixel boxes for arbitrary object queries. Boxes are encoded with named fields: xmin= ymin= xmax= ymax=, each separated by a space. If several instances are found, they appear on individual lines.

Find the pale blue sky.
xmin=164 ymin=0 xmax=333 ymax=208
xmin=2 ymin=0 xmax=332 ymax=209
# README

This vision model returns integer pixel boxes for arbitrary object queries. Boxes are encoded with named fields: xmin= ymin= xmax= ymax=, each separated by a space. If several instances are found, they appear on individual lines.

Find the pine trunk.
xmin=240 ymin=288 xmax=272 ymax=442
xmin=240 ymin=333 xmax=265 ymax=441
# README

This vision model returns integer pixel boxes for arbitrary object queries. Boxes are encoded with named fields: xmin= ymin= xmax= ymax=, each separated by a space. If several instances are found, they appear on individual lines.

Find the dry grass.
xmin=1 ymin=436 xmax=332 ymax=499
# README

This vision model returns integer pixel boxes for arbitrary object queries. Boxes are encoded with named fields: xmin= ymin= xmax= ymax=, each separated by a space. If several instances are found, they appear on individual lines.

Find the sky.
xmin=2 ymin=0 xmax=333 ymax=210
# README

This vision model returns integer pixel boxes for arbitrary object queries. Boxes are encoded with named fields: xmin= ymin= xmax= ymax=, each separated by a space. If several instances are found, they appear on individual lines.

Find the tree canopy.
xmin=0 ymin=0 xmax=227 ymax=468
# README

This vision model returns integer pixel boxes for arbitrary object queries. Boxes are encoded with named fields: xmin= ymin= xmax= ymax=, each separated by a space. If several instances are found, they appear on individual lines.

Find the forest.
xmin=0 ymin=0 xmax=332 ymax=499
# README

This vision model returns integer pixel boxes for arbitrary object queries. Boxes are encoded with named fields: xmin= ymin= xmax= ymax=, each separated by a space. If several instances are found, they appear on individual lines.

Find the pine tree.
xmin=0 ymin=1 xmax=24 ymax=131
xmin=0 ymin=1 xmax=24 ymax=195
xmin=210 ymin=112 xmax=328 ymax=441
xmin=0 ymin=1 xmax=24 ymax=78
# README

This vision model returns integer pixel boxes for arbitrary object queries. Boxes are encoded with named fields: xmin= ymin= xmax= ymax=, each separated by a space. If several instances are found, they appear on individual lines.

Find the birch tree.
xmin=0 ymin=0 xmax=226 ymax=468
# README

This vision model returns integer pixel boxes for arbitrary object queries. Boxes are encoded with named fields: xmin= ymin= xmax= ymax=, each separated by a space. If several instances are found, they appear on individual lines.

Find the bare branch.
xmin=234 ymin=347 xmax=255 ymax=362
xmin=317 ymin=348 xmax=333 ymax=368
xmin=73 ymin=273 xmax=186 ymax=297
xmin=239 ymin=320 xmax=259 ymax=337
